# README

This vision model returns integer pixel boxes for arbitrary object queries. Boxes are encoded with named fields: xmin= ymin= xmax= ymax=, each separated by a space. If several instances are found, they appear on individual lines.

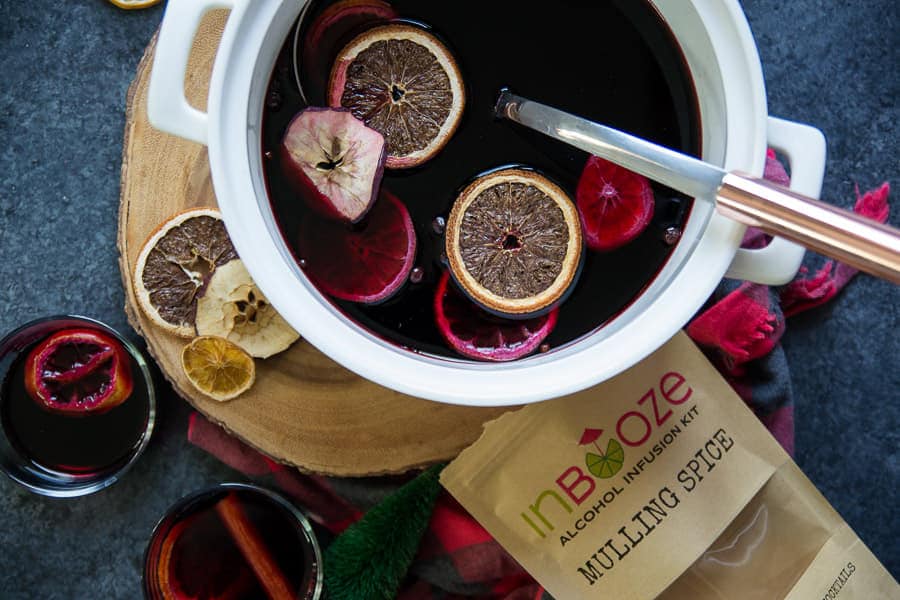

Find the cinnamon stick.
xmin=215 ymin=492 xmax=295 ymax=600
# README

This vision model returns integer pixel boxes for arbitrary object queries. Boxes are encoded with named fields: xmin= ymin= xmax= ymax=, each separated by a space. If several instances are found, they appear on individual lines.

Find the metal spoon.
xmin=494 ymin=91 xmax=900 ymax=284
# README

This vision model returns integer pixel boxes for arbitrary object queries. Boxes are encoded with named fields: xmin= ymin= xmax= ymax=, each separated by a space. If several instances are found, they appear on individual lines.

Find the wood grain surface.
xmin=117 ymin=11 xmax=510 ymax=476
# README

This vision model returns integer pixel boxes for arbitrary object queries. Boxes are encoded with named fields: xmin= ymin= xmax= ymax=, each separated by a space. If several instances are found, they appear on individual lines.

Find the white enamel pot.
xmin=147 ymin=0 xmax=826 ymax=406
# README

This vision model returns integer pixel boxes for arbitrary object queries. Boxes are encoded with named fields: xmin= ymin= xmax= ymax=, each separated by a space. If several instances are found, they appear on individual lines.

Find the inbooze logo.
xmin=520 ymin=372 xmax=693 ymax=542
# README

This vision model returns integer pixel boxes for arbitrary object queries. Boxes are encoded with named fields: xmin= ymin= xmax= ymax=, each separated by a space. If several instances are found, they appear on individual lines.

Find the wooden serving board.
xmin=117 ymin=11 xmax=510 ymax=476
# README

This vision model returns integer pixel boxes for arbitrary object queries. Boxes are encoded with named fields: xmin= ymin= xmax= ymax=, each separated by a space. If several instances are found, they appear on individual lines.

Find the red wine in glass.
xmin=0 ymin=316 xmax=155 ymax=497
xmin=143 ymin=483 xmax=323 ymax=600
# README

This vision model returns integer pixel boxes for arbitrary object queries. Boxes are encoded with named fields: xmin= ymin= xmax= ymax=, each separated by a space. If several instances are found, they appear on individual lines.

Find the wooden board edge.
xmin=115 ymin=29 xmax=491 ymax=477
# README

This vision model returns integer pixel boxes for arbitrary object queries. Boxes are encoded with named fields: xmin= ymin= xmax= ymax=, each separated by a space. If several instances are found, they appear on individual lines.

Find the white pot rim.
xmin=190 ymin=0 xmax=769 ymax=405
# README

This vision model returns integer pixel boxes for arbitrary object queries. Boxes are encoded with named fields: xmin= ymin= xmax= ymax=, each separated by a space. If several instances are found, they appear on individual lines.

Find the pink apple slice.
xmin=434 ymin=271 xmax=558 ymax=362
xmin=576 ymin=156 xmax=655 ymax=251
xmin=281 ymin=107 xmax=386 ymax=223
xmin=300 ymin=0 xmax=398 ymax=100
xmin=296 ymin=190 xmax=417 ymax=304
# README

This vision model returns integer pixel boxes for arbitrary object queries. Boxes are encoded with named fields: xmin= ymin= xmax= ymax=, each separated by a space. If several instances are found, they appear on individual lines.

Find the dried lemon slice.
xmin=195 ymin=260 xmax=299 ymax=358
xmin=107 ymin=0 xmax=162 ymax=9
xmin=181 ymin=336 xmax=255 ymax=402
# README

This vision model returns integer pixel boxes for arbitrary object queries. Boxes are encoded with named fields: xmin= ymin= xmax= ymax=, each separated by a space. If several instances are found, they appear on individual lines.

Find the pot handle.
xmin=724 ymin=116 xmax=826 ymax=284
xmin=147 ymin=0 xmax=237 ymax=146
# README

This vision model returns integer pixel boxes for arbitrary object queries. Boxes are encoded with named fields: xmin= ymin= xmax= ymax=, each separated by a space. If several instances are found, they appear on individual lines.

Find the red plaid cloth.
xmin=188 ymin=152 xmax=890 ymax=599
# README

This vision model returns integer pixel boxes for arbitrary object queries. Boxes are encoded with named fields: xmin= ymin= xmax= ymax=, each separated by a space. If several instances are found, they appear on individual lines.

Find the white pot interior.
xmin=211 ymin=0 xmax=767 ymax=405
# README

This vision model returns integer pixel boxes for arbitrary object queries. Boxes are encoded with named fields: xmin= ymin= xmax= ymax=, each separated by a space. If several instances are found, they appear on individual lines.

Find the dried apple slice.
xmin=434 ymin=272 xmax=558 ymax=362
xmin=576 ymin=156 xmax=655 ymax=251
xmin=295 ymin=189 xmax=416 ymax=304
xmin=281 ymin=107 xmax=386 ymax=223
xmin=195 ymin=260 xmax=299 ymax=359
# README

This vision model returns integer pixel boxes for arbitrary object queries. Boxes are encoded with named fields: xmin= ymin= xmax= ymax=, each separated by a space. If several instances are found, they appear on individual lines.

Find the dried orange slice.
xmin=328 ymin=23 xmax=465 ymax=169
xmin=107 ymin=0 xmax=162 ymax=9
xmin=134 ymin=209 xmax=238 ymax=337
xmin=181 ymin=336 xmax=255 ymax=402
xmin=445 ymin=168 xmax=583 ymax=317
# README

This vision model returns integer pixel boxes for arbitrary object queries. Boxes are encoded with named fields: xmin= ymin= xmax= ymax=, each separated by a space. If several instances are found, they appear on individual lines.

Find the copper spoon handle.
xmin=718 ymin=174 xmax=900 ymax=284
xmin=495 ymin=91 xmax=900 ymax=284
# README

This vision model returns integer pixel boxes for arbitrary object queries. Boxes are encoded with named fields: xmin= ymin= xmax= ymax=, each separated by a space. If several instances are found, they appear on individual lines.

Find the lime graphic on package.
xmin=579 ymin=428 xmax=625 ymax=479
xmin=585 ymin=439 xmax=625 ymax=479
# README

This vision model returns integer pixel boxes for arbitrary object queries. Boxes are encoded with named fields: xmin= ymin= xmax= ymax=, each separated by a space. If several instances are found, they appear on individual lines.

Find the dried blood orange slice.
xmin=134 ymin=209 xmax=238 ymax=337
xmin=300 ymin=0 xmax=398 ymax=98
xmin=328 ymin=23 xmax=465 ymax=169
xmin=576 ymin=156 xmax=655 ymax=251
xmin=296 ymin=189 xmax=416 ymax=304
xmin=281 ymin=107 xmax=386 ymax=223
xmin=23 ymin=328 xmax=133 ymax=415
xmin=434 ymin=272 xmax=558 ymax=362
xmin=445 ymin=168 xmax=582 ymax=317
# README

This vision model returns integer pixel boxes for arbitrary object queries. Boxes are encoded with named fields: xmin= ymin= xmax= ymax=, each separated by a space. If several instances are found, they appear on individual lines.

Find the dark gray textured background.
xmin=0 ymin=1 xmax=896 ymax=598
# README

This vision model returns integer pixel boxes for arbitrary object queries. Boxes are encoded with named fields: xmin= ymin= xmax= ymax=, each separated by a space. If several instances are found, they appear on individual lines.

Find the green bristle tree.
xmin=324 ymin=464 xmax=445 ymax=600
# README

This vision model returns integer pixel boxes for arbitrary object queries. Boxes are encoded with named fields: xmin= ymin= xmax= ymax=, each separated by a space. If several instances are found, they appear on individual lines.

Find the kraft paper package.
xmin=441 ymin=333 xmax=898 ymax=599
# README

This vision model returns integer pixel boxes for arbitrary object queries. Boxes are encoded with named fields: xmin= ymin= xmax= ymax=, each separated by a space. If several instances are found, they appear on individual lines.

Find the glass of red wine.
xmin=0 ymin=315 xmax=156 ymax=497
xmin=143 ymin=483 xmax=324 ymax=600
